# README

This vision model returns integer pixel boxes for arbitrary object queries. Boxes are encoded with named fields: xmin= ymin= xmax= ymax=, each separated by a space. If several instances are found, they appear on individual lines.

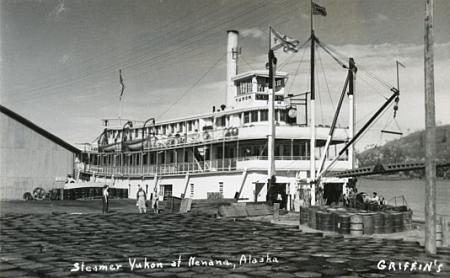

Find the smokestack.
xmin=226 ymin=30 xmax=239 ymax=107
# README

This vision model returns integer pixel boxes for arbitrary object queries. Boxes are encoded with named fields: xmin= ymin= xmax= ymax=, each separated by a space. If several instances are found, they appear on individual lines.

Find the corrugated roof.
xmin=0 ymin=105 xmax=80 ymax=154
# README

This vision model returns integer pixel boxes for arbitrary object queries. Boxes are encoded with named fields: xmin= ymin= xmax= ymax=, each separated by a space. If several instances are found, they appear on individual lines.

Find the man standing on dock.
xmin=102 ymin=185 xmax=109 ymax=214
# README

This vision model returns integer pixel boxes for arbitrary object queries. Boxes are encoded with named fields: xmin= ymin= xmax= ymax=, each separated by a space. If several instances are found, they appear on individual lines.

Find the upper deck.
xmin=91 ymin=69 xmax=349 ymax=154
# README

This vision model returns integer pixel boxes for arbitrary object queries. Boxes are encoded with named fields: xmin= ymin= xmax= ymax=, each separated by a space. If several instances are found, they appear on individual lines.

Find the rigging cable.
xmin=157 ymin=53 xmax=226 ymax=119
xmin=315 ymin=45 xmax=325 ymax=124
xmin=6 ymin=0 xmax=284 ymax=103
xmin=357 ymin=74 xmax=389 ymax=100
xmin=317 ymin=40 xmax=395 ymax=90
xmin=316 ymin=46 xmax=337 ymax=115
xmin=315 ymin=39 xmax=348 ymax=69
xmin=286 ymin=43 xmax=309 ymax=94
xmin=240 ymin=55 xmax=254 ymax=72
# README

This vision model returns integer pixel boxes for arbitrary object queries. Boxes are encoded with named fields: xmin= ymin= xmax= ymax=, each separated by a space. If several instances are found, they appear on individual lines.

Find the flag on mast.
xmin=270 ymin=27 xmax=300 ymax=53
xmin=312 ymin=2 xmax=327 ymax=16
xmin=119 ymin=69 xmax=125 ymax=101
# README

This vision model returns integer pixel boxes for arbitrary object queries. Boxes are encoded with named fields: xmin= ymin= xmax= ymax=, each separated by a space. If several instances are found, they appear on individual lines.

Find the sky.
xmin=1 ymin=0 xmax=450 ymax=151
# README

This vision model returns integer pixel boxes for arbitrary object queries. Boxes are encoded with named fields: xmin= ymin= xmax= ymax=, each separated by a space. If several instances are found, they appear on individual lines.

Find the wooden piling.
xmin=424 ymin=0 xmax=437 ymax=255
xmin=443 ymin=217 xmax=450 ymax=247
xmin=273 ymin=203 xmax=280 ymax=221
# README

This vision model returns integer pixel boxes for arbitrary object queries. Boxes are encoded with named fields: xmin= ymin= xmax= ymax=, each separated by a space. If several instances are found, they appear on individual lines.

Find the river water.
xmin=358 ymin=178 xmax=450 ymax=220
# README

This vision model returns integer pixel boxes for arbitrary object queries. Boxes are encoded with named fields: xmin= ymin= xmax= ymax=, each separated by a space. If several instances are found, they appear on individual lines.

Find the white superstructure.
xmin=75 ymin=30 xmax=353 ymax=205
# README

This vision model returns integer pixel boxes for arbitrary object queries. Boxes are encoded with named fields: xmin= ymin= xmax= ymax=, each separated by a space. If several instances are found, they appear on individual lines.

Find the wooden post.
xmin=273 ymin=203 xmax=280 ymax=221
xmin=443 ymin=217 xmax=450 ymax=247
xmin=424 ymin=0 xmax=437 ymax=255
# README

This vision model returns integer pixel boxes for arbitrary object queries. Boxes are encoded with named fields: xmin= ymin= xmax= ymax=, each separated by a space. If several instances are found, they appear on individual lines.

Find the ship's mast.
xmin=309 ymin=0 xmax=317 ymax=205
xmin=268 ymin=27 xmax=276 ymax=186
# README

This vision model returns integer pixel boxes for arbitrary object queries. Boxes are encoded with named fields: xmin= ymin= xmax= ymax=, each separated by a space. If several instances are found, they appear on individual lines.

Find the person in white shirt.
xmin=102 ymin=185 xmax=109 ymax=213
xmin=371 ymin=192 xmax=380 ymax=204
xmin=136 ymin=185 xmax=147 ymax=214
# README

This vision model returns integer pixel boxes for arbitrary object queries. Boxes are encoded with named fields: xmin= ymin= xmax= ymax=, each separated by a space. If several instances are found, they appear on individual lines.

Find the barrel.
xmin=402 ymin=210 xmax=413 ymax=231
xmin=367 ymin=202 xmax=379 ymax=211
xmin=355 ymin=201 xmax=365 ymax=210
xmin=392 ymin=212 xmax=403 ymax=232
xmin=383 ymin=212 xmax=394 ymax=233
xmin=436 ymin=218 xmax=443 ymax=247
xmin=396 ymin=205 xmax=408 ymax=212
xmin=373 ymin=212 xmax=384 ymax=234
xmin=309 ymin=208 xmax=317 ymax=229
xmin=300 ymin=207 xmax=309 ymax=225
xmin=337 ymin=214 xmax=350 ymax=234
xmin=321 ymin=211 xmax=334 ymax=231
xmin=362 ymin=213 xmax=375 ymax=235
xmin=331 ymin=212 xmax=338 ymax=232
xmin=350 ymin=214 xmax=363 ymax=236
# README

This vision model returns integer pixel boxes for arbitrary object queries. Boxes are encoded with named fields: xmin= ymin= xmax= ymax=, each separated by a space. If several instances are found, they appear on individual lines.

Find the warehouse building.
xmin=0 ymin=105 xmax=80 ymax=200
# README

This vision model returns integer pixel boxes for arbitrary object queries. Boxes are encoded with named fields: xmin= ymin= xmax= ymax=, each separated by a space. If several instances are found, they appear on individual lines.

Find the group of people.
xmin=101 ymin=184 xmax=158 ymax=214
xmin=365 ymin=191 xmax=385 ymax=205
xmin=342 ymin=185 xmax=385 ymax=207
xmin=136 ymin=185 xmax=158 ymax=214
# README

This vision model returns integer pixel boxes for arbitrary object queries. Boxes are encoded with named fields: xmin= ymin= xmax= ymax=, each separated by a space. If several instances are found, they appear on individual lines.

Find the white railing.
xmin=143 ymin=127 xmax=239 ymax=151
xmin=83 ymin=158 xmax=238 ymax=177
xmin=81 ymin=154 xmax=349 ymax=177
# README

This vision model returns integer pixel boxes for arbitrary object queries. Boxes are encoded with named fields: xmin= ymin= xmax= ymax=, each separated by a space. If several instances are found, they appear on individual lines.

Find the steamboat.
xmin=72 ymin=2 xmax=400 ymax=208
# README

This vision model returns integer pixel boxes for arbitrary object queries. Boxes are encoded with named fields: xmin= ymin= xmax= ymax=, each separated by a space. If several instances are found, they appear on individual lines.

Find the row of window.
xmin=255 ymin=94 xmax=284 ymax=101
xmin=236 ymin=77 xmax=285 ymax=95
xmin=93 ymin=140 xmax=310 ymax=166
xmin=243 ymin=110 xmax=286 ymax=124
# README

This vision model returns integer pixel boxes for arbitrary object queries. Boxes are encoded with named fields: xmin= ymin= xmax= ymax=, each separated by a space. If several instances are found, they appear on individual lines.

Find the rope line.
xmin=157 ymin=53 xmax=226 ymax=119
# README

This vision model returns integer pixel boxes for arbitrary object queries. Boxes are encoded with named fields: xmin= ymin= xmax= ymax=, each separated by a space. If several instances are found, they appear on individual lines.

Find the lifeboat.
xmin=98 ymin=142 xmax=121 ymax=152
xmin=123 ymin=138 xmax=146 ymax=151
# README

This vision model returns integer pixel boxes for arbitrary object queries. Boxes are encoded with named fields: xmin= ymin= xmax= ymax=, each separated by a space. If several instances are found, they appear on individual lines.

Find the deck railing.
xmin=80 ymin=154 xmax=348 ymax=177
xmin=82 ymin=158 xmax=239 ymax=177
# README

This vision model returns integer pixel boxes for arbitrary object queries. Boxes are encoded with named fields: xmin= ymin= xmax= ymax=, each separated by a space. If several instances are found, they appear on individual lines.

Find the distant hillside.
xmin=356 ymin=125 xmax=450 ymax=177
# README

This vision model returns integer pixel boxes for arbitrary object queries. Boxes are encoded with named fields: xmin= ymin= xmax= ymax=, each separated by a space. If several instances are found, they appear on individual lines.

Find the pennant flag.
xmin=270 ymin=27 xmax=300 ymax=53
xmin=312 ymin=2 xmax=327 ymax=16
xmin=119 ymin=69 xmax=125 ymax=101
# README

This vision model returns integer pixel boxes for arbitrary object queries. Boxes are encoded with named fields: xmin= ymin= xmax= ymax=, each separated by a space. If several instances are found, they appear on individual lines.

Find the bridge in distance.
xmin=325 ymin=162 xmax=450 ymax=178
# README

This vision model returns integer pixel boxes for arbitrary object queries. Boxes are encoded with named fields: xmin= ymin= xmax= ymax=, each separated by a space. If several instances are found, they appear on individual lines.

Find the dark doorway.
xmin=267 ymin=183 xmax=287 ymax=209
xmin=160 ymin=184 xmax=173 ymax=200
xmin=323 ymin=183 xmax=343 ymax=206
xmin=254 ymin=182 xmax=265 ymax=202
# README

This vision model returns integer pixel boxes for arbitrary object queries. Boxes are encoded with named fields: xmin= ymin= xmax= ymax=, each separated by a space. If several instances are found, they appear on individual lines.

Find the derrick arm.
xmin=317 ymin=88 xmax=400 ymax=179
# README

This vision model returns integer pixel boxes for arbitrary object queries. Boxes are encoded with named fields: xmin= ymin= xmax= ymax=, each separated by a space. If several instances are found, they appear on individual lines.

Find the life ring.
xmin=224 ymin=128 xmax=231 ymax=137
xmin=32 ymin=187 xmax=47 ymax=200
xmin=203 ymin=131 xmax=211 ymax=141
xmin=23 ymin=192 xmax=33 ymax=200
xmin=231 ymin=127 xmax=239 ymax=136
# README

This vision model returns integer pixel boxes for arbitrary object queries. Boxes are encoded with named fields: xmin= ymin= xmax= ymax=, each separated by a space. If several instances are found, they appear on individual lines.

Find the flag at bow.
xmin=270 ymin=27 xmax=300 ymax=53
xmin=312 ymin=2 xmax=327 ymax=16
xmin=119 ymin=69 xmax=125 ymax=101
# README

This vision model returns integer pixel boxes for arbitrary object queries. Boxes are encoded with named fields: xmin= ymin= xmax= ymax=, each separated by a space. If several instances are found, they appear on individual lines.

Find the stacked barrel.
xmin=350 ymin=214 xmax=363 ymax=236
xmin=62 ymin=187 xmax=128 ymax=200
xmin=299 ymin=206 xmax=413 ymax=236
